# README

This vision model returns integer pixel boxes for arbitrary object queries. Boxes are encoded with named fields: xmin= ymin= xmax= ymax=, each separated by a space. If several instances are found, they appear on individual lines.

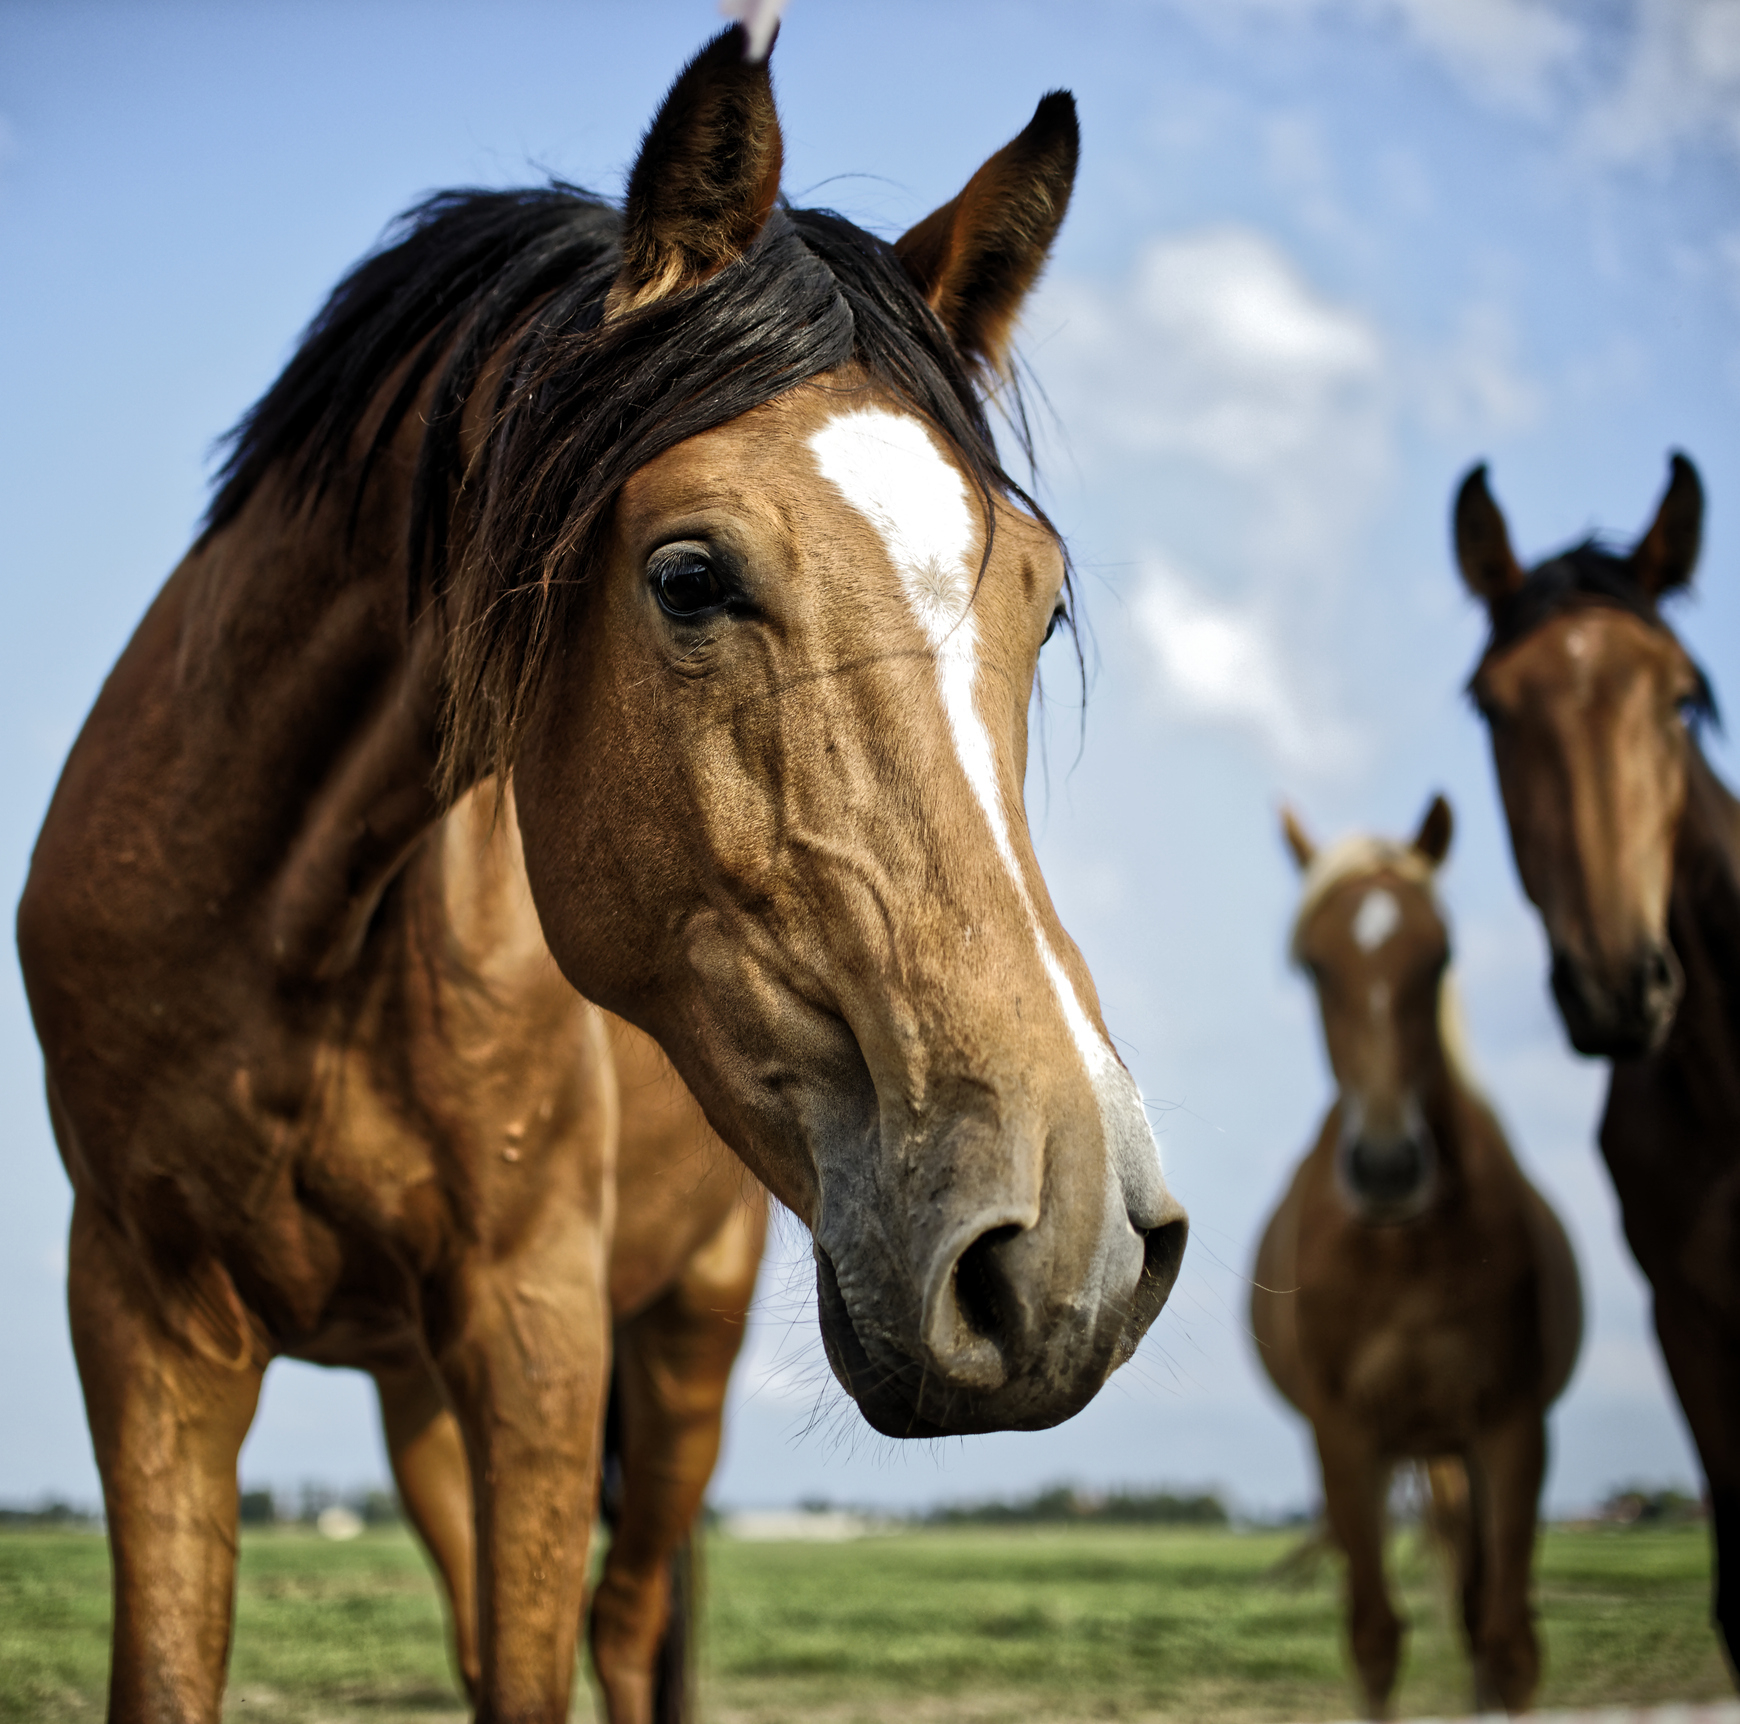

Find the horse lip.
xmin=1550 ymin=947 xmax=1680 ymax=1059
xmin=813 ymin=1243 xmax=956 ymax=1438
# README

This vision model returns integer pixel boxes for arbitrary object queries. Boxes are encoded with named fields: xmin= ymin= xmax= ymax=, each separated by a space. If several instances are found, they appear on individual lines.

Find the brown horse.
xmin=16 ymin=26 xmax=1187 ymax=1724
xmin=1252 ymin=797 xmax=1581 ymax=1718
xmin=1456 ymin=452 xmax=1740 ymax=1675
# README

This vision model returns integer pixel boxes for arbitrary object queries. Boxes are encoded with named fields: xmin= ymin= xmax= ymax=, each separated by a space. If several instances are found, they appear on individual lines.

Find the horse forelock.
xmin=199 ymin=183 xmax=1059 ymax=801
xmin=1289 ymin=837 xmax=1436 ymax=963
xmin=1291 ymin=836 xmax=1485 ymax=1098
xmin=1470 ymin=541 xmax=1720 ymax=733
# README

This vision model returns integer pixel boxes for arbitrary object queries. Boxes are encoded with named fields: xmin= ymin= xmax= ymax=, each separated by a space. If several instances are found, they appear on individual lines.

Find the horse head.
xmin=484 ymin=33 xmax=1185 ymax=1437
xmin=1456 ymin=454 xmax=1710 ymax=1058
xmin=1283 ymin=798 xmax=1457 ymax=1224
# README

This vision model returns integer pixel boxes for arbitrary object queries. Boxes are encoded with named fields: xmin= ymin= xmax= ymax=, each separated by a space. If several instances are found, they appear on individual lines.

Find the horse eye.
xmin=1042 ymin=602 xmax=1068 ymax=646
xmin=651 ymin=547 xmax=728 ymax=620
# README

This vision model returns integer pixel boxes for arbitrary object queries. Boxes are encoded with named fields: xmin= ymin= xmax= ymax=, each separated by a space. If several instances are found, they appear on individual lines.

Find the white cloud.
xmin=1411 ymin=300 xmax=1546 ymax=437
xmin=1175 ymin=0 xmax=1740 ymax=164
xmin=1378 ymin=0 xmax=1583 ymax=114
xmin=1134 ymin=559 xmax=1363 ymax=771
xmin=1036 ymin=226 xmax=1389 ymax=574
xmin=1175 ymin=0 xmax=1582 ymax=114
xmin=1027 ymin=227 xmax=1395 ymax=774
xmin=1076 ymin=226 xmax=1381 ymax=473
xmin=1580 ymin=0 xmax=1740 ymax=162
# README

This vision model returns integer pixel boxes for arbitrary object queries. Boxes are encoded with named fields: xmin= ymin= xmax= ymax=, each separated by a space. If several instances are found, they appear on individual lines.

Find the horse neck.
xmin=1662 ymin=741 xmax=1740 ymax=1107
xmin=177 ymin=470 xmax=451 ymax=982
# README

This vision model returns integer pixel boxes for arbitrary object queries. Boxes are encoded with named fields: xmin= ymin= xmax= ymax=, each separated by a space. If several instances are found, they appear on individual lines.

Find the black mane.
xmin=205 ymin=183 xmax=1055 ymax=790
xmin=1478 ymin=540 xmax=1718 ymax=727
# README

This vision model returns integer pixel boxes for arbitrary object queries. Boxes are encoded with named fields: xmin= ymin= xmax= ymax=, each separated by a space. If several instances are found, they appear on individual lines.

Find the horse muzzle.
xmin=813 ymin=1183 xmax=1186 ymax=1439
xmin=1550 ymin=940 xmax=1681 ymax=1059
xmin=1335 ymin=1096 xmax=1438 ymax=1224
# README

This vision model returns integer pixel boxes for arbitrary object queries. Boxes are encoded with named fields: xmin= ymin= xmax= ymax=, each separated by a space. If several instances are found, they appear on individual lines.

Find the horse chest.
xmin=1298 ymin=1230 xmax=1525 ymax=1447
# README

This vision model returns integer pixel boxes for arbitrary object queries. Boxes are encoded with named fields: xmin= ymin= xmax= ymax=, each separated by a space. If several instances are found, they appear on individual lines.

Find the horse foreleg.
xmin=375 ymin=1358 xmax=480 ymax=1703
xmin=1316 ymin=1423 xmax=1401 ymax=1719
xmin=1650 ymin=1284 xmax=1740 ymax=1680
xmin=591 ymin=1197 xmax=766 ymax=1724
xmin=68 ymin=1193 xmax=266 ymax=1724
xmin=1467 ymin=1409 xmax=1545 ymax=1712
xmin=431 ymin=1215 xmax=609 ymax=1724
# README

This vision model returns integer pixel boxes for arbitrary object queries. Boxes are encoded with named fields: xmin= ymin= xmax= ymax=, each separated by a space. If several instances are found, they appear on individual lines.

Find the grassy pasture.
xmin=0 ymin=1521 xmax=1727 ymax=1722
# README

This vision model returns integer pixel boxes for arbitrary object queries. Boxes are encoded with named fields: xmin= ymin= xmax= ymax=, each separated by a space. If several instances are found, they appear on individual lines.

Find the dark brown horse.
xmin=16 ymin=27 xmax=1187 ymax=1723
xmin=1456 ymin=451 xmax=1740 ymax=1675
xmin=1253 ymin=797 xmax=1581 ymax=1718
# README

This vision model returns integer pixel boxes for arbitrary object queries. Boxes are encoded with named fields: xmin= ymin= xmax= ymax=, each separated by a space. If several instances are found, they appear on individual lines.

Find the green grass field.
xmin=0 ymin=1521 xmax=1728 ymax=1722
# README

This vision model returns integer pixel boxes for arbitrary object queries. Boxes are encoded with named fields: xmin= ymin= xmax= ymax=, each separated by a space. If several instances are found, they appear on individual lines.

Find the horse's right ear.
xmin=1632 ymin=451 xmax=1703 ymax=597
xmin=607 ymin=28 xmax=784 ymax=320
xmin=1453 ymin=464 xmax=1525 ymax=606
xmin=894 ymin=92 xmax=1079 ymax=377
xmin=1280 ymin=805 xmax=1316 ymax=872
xmin=1412 ymin=794 xmax=1453 ymax=867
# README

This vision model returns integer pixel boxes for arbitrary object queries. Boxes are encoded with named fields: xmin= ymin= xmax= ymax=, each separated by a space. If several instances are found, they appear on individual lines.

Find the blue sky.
xmin=2 ymin=0 xmax=1736 ymax=1518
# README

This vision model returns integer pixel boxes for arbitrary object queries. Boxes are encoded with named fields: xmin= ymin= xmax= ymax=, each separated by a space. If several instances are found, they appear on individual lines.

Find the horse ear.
xmin=1632 ymin=451 xmax=1703 ymax=597
xmin=1453 ymin=464 xmax=1525 ymax=605
xmin=1280 ymin=805 xmax=1316 ymax=872
xmin=1412 ymin=794 xmax=1453 ymax=867
xmin=607 ymin=28 xmax=784 ymax=320
xmin=893 ymin=91 xmax=1078 ymax=376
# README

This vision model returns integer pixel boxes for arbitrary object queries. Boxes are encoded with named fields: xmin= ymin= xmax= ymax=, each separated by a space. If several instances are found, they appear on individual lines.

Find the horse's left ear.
xmin=1280 ymin=805 xmax=1317 ymax=872
xmin=894 ymin=92 xmax=1079 ymax=376
xmin=607 ymin=27 xmax=784 ymax=320
xmin=1632 ymin=451 xmax=1703 ymax=597
xmin=1412 ymin=794 xmax=1453 ymax=867
xmin=1453 ymin=464 xmax=1525 ymax=606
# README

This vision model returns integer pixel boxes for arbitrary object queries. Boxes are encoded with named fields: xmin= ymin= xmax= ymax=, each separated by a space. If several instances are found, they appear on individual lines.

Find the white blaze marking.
xmin=1352 ymin=887 xmax=1401 ymax=953
xmin=808 ymin=408 xmax=1139 ymax=1149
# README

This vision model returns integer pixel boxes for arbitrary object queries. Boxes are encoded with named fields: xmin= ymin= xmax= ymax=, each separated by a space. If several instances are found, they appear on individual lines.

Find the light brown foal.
xmin=1253 ymin=797 xmax=1581 ymax=1718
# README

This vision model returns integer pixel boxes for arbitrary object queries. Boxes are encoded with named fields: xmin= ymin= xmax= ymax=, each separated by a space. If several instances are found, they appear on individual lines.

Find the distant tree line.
xmin=926 ymin=1485 xmax=1229 ymax=1527
xmin=0 ymin=1499 xmax=98 ymax=1528
xmin=237 ymin=1486 xmax=401 ymax=1527
xmin=1597 ymin=1486 xmax=1704 ymax=1526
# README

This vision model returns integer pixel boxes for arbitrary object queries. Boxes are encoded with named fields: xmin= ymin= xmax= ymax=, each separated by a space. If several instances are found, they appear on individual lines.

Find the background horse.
xmin=16 ymin=26 xmax=1186 ymax=1723
xmin=1456 ymin=452 xmax=1740 ymax=1675
xmin=1252 ymin=797 xmax=1581 ymax=1717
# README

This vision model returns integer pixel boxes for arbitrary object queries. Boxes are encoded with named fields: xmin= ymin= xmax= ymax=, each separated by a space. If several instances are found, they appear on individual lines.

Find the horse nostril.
xmin=1644 ymin=946 xmax=1675 ymax=993
xmin=953 ymin=1224 xmax=1022 ymax=1346
xmin=1137 ymin=1214 xmax=1188 ymax=1303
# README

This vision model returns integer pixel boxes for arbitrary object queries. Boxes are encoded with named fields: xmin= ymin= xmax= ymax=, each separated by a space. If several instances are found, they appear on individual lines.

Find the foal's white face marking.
xmin=808 ymin=407 xmax=1155 ymax=1174
xmin=1352 ymin=887 xmax=1401 ymax=954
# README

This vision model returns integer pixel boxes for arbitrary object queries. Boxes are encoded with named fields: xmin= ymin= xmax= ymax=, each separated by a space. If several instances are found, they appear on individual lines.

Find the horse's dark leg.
xmin=431 ymin=1210 xmax=609 ymax=1724
xmin=1316 ymin=1422 xmax=1401 ymax=1718
xmin=67 ymin=1194 xmax=265 ymax=1724
xmin=1712 ymin=1483 xmax=1740 ymax=1679
xmin=590 ymin=1200 xmax=764 ymax=1724
xmin=374 ymin=1358 xmax=480 ymax=1703
xmin=1467 ymin=1409 xmax=1545 ymax=1712
xmin=1649 ymin=1286 xmax=1740 ymax=1681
